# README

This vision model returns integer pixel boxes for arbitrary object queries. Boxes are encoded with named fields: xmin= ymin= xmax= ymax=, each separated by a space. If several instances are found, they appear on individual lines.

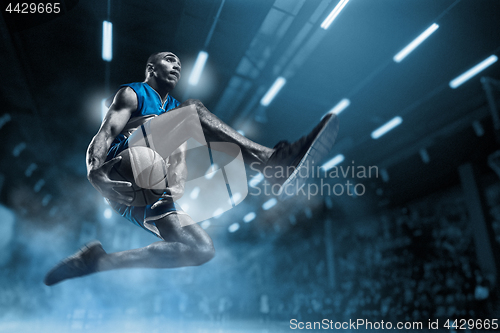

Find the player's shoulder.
xmin=121 ymin=82 xmax=146 ymax=91
xmin=113 ymin=85 xmax=139 ymax=108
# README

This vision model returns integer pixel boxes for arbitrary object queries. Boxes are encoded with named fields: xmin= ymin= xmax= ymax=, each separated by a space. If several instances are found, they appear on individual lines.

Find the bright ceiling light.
xmin=262 ymin=198 xmax=277 ymax=210
xmin=249 ymin=173 xmax=264 ymax=187
xmin=189 ymin=51 xmax=208 ymax=86
xmin=201 ymin=220 xmax=211 ymax=229
xmin=228 ymin=192 xmax=242 ymax=206
xmin=102 ymin=21 xmax=113 ymax=62
xmin=321 ymin=0 xmax=350 ymax=30
xmin=103 ymin=208 xmax=113 ymax=219
xmin=228 ymin=223 xmax=240 ymax=233
xmin=449 ymin=55 xmax=498 ymax=89
xmin=213 ymin=207 xmax=224 ymax=218
xmin=260 ymin=77 xmax=286 ymax=106
xmin=321 ymin=154 xmax=345 ymax=171
xmin=243 ymin=212 xmax=256 ymax=223
xmin=328 ymin=98 xmax=350 ymax=115
xmin=393 ymin=23 xmax=439 ymax=63
xmin=371 ymin=116 xmax=403 ymax=139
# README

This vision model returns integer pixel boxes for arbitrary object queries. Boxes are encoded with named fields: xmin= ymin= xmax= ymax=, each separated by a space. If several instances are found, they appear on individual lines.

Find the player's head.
xmin=145 ymin=51 xmax=182 ymax=89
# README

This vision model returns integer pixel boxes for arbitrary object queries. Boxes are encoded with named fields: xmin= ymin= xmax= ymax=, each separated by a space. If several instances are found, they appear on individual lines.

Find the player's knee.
xmin=194 ymin=241 xmax=215 ymax=266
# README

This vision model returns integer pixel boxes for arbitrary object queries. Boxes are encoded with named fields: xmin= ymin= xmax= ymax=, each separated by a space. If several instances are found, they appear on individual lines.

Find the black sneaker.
xmin=44 ymin=241 xmax=106 ymax=286
xmin=266 ymin=113 xmax=339 ymax=200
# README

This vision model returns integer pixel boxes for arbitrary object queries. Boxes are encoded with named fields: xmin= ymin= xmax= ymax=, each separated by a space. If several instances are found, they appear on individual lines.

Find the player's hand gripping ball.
xmin=108 ymin=147 xmax=169 ymax=206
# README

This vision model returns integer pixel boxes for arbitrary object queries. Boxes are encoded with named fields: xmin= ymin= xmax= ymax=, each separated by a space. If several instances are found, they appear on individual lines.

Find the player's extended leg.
xmin=43 ymin=213 xmax=214 ymax=286
xmin=179 ymin=99 xmax=339 ymax=172
xmin=181 ymin=99 xmax=340 ymax=198
xmin=180 ymin=99 xmax=274 ymax=168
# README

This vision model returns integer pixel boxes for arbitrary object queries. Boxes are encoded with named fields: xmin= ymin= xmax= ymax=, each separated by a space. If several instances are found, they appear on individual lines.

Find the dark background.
xmin=1 ymin=0 xmax=500 ymax=332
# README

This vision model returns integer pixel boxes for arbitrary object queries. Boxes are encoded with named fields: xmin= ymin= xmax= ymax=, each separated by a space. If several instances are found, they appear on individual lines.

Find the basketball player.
xmin=44 ymin=52 xmax=338 ymax=285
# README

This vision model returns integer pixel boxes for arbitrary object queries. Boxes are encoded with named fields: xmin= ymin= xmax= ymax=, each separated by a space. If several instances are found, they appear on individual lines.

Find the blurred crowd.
xmin=1 ymin=180 xmax=500 ymax=328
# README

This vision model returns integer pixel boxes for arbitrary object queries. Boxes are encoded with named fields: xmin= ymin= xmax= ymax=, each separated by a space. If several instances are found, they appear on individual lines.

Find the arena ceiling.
xmin=1 ymin=0 xmax=500 ymax=210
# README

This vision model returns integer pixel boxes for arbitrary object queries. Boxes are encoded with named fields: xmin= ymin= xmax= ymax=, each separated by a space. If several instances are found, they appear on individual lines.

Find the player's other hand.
xmin=87 ymin=156 xmax=134 ymax=205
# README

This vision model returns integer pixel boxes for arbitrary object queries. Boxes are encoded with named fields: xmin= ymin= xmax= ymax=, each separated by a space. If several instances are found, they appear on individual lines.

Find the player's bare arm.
xmin=86 ymin=87 xmax=137 ymax=204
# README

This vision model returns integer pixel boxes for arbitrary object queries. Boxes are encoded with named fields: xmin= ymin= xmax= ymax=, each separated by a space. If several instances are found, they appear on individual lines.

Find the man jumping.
xmin=44 ymin=52 xmax=338 ymax=286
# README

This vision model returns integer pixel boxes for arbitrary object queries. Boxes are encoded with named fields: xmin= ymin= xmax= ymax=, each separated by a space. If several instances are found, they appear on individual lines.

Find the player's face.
xmin=153 ymin=52 xmax=182 ymax=88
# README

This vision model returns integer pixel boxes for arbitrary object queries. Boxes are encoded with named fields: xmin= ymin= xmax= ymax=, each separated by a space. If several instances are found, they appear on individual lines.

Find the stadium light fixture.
xmin=449 ymin=55 xmax=498 ymax=89
xmin=393 ymin=23 xmax=439 ymax=63
xmin=189 ymin=51 xmax=208 ymax=86
xmin=243 ymin=212 xmax=256 ymax=223
xmin=249 ymin=173 xmax=264 ymax=187
xmin=262 ymin=198 xmax=277 ymax=210
xmin=228 ymin=192 xmax=242 ymax=206
xmin=213 ymin=207 xmax=224 ymax=218
xmin=103 ymin=208 xmax=113 ymax=219
xmin=228 ymin=223 xmax=240 ymax=233
xmin=328 ymin=98 xmax=350 ymax=115
xmin=371 ymin=116 xmax=403 ymax=139
xmin=102 ymin=21 xmax=113 ymax=62
xmin=260 ymin=77 xmax=286 ymax=106
xmin=321 ymin=154 xmax=345 ymax=171
xmin=321 ymin=0 xmax=350 ymax=30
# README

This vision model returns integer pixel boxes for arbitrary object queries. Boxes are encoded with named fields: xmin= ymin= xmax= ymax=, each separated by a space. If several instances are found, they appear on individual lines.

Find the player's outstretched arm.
xmin=86 ymin=87 xmax=137 ymax=204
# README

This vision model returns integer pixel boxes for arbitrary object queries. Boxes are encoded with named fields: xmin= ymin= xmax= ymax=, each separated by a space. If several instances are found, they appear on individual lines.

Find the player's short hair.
xmin=145 ymin=52 xmax=181 ymax=78
xmin=145 ymin=52 xmax=162 ymax=78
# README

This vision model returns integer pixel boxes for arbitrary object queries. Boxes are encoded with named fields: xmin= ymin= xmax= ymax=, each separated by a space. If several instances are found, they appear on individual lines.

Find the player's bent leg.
xmin=95 ymin=213 xmax=214 ymax=271
xmin=145 ymin=213 xmax=215 ymax=268
xmin=44 ymin=213 xmax=214 ymax=286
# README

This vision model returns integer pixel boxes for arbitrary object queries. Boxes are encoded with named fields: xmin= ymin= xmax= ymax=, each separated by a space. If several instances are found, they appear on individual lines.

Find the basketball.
xmin=108 ymin=146 xmax=169 ymax=206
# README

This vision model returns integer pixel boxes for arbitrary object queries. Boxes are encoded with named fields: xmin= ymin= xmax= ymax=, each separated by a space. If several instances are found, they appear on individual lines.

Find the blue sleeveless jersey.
xmin=124 ymin=82 xmax=180 ymax=119
xmin=107 ymin=82 xmax=180 ymax=157
xmin=110 ymin=82 xmax=180 ymax=141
